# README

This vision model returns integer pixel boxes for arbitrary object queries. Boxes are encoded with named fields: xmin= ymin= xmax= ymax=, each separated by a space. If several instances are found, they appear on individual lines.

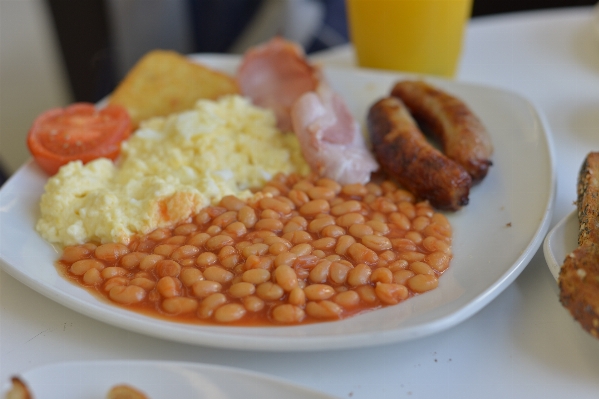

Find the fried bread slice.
xmin=108 ymin=50 xmax=239 ymax=127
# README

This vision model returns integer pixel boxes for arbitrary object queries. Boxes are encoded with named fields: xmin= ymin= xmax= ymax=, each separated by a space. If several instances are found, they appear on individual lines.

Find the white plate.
xmin=1 ymin=360 xmax=337 ymax=399
xmin=0 ymin=55 xmax=555 ymax=351
xmin=543 ymin=209 xmax=577 ymax=281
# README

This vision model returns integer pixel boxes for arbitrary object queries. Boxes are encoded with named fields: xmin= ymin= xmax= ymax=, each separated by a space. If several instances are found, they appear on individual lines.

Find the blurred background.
xmin=1 ymin=0 xmax=596 ymax=186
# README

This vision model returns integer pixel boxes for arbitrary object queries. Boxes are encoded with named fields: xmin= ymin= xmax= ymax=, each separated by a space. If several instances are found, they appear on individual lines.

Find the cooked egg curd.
xmin=37 ymin=95 xmax=309 ymax=246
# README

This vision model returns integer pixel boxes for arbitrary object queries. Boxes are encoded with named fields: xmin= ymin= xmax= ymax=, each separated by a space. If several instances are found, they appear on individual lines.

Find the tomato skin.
xmin=27 ymin=103 xmax=132 ymax=175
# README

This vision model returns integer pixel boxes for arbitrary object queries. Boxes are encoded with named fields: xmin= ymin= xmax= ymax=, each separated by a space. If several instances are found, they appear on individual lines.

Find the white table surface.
xmin=2 ymin=6 xmax=599 ymax=399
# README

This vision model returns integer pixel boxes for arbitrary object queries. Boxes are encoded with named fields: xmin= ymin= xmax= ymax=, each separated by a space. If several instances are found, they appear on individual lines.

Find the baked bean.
xmin=192 ymin=280 xmax=222 ymax=298
xmin=269 ymin=242 xmax=291 ymax=256
xmin=103 ymin=277 xmax=128 ymax=292
xmin=156 ymin=276 xmax=181 ymax=298
xmin=101 ymin=267 xmax=127 ymax=279
xmin=187 ymin=232 xmax=210 ymax=247
xmin=274 ymin=265 xmax=298 ymax=291
xmin=331 ymin=200 xmax=361 ymax=216
xmin=224 ymin=221 xmax=247 ymax=237
xmin=412 ymin=216 xmax=431 ymax=232
xmin=120 ymin=252 xmax=147 ymax=269
xmin=83 ymin=268 xmax=103 ymax=285
xmin=155 ymin=260 xmax=181 ymax=277
xmin=95 ymin=243 xmax=129 ymax=262
xmin=204 ymin=266 xmax=234 ymax=284
xmin=307 ymin=186 xmax=335 ymax=200
xmin=162 ymin=297 xmax=198 ymax=314
xmin=70 ymin=259 xmax=105 ymax=276
xmin=205 ymin=235 xmax=235 ymax=251
xmin=271 ymin=304 xmax=305 ymax=323
xmin=354 ymin=285 xmax=378 ymax=304
xmin=398 ymin=201 xmax=416 ymax=219
xmin=388 ymin=259 xmax=409 ymax=272
xmin=243 ymin=295 xmax=265 ymax=312
xmin=398 ymin=251 xmax=426 ymax=262
xmin=309 ymin=260 xmax=331 ymax=283
xmin=371 ymin=197 xmax=398 ymax=213
xmin=219 ymin=195 xmax=246 ymax=211
xmin=259 ymin=197 xmax=292 ymax=215
xmin=361 ymin=235 xmax=392 ymax=252
xmin=336 ymin=212 xmax=365 ymax=227
xmin=238 ymin=206 xmax=257 ymax=228
xmin=315 ymin=178 xmax=341 ymax=194
xmin=130 ymin=277 xmax=156 ymax=291
xmin=256 ymin=282 xmax=285 ymax=301
xmin=346 ymin=264 xmax=371 ymax=286
xmin=375 ymin=283 xmax=408 ymax=304
xmin=329 ymin=262 xmax=351 ymax=285
xmin=174 ymin=223 xmax=198 ymax=236
xmin=242 ymin=243 xmax=269 ymax=258
xmin=347 ymin=243 xmax=379 ymax=264
xmin=342 ymin=183 xmax=368 ymax=197
xmin=109 ymin=285 xmax=146 ymax=304
xmin=334 ymin=290 xmax=360 ymax=308
xmin=285 ymin=231 xmax=313 ymax=245
xmin=393 ymin=270 xmax=415 ymax=285
xmin=409 ymin=261 xmax=435 ymax=276
xmin=321 ymin=225 xmax=345 ymax=238
xmin=61 ymin=245 xmax=91 ymax=263
xmin=242 ymin=269 xmax=271 ymax=285
xmin=255 ymin=218 xmax=284 ymax=232
xmin=371 ymin=267 xmax=393 ymax=284
xmin=299 ymin=199 xmax=330 ymax=216
xmin=312 ymin=237 xmax=336 ymax=250
xmin=304 ymin=284 xmax=335 ymax=301
xmin=288 ymin=189 xmax=310 ymax=207
xmin=245 ymin=255 xmax=273 ymax=270
xmin=389 ymin=212 xmax=411 ymax=230
xmin=305 ymin=300 xmax=342 ymax=319
xmin=366 ymin=219 xmax=390 ymax=235
xmin=425 ymin=251 xmax=451 ymax=272
xmin=220 ymin=254 xmax=241 ymax=269
xmin=407 ymin=274 xmax=439 ymax=293
xmin=148 ymin=228 xmax=171 ymax=241
xmin=195 ymin=252 xmax=216 ymax=268
xmin=165 ymin=236 xmax=187 ymax=245
xmin=197 ymin=293 xmax=227 ymax=318
xmin=392 ymin=238 xmax=417 ymax=252
xmin=307 ymin=215 xmax=335 ymax=234
xmin=334 ymin=235 xmax=355 ymax=256
xmin=348 ymin=224 xmax=374 ymax=239
xmin=393 ymin=189 xmax=415 ymax=203
xmin=288 ymin=287 xmax=306 ymax=307
xmin=283 ymin=220 xmax=304 ymax=233
xmin=180 ymin=268 xmax=203 ymax=286
xmin=171 ymin=245 xmax=200 ymax=261
xmin=289 ymin=243 xmax=312 ymax=256
xmin=229 ymin=282 xmax=256 ymax=298
xmin=209 ymin=211 xmax=236 ymax=229
xmin=153 ymin=244 xmax=179 ymax=257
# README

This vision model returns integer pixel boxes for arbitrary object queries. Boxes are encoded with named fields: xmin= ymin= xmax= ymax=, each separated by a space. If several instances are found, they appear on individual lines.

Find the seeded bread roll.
xmin=559 ymin=151 xmax=599 ymax=338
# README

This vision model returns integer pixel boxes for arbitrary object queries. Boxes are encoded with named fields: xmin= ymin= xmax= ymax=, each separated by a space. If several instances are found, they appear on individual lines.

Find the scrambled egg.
xmin=37 ymin=95 xmax=309 ymax=246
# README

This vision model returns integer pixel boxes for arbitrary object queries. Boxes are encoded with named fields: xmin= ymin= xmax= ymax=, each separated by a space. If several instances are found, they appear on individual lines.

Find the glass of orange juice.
xmin=345 ymin=0 xmax=473 ymax=77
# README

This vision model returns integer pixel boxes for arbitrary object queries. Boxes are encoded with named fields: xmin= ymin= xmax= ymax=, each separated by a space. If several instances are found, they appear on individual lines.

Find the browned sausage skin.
xmin=368 ymin=96 xmax=472 ymax=211
xmin=391 ymin=80 xmax=493 ymax=183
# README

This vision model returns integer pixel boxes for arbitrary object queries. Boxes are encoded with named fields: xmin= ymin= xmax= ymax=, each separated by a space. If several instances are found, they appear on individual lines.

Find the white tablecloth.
xmin=2 ymin=6 xmax=599 ymax=399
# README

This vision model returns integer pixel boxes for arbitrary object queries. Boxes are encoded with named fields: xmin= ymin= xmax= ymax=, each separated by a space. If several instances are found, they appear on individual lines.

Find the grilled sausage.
xmin=391 ymin=80 xmax=493 ymax=183
xmin=368 ymin=96 xmax=472 ymax=211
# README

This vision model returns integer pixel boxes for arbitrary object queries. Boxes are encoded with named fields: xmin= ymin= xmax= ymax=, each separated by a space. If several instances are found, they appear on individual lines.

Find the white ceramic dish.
xmin=2 ymin=360 xmax=337 ymax=399
xmin=543 ymin=210 xmax=577 ymax=281
xmin=0 ymin=55 xmax=555 ymax=351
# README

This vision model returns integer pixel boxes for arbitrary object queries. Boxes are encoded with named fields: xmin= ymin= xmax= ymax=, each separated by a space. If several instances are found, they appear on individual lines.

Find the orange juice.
xmin=346 ymin=0 xmax=472 ymax=77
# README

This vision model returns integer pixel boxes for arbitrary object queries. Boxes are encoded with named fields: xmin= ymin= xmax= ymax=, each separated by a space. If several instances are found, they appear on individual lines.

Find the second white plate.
xmin=543 ymin=209 xmax=577 ymax=281
xmin=0 ymin=55 xmax=555 ymax=351
xmin=2 ymin=360 xmax=337 ymax=399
